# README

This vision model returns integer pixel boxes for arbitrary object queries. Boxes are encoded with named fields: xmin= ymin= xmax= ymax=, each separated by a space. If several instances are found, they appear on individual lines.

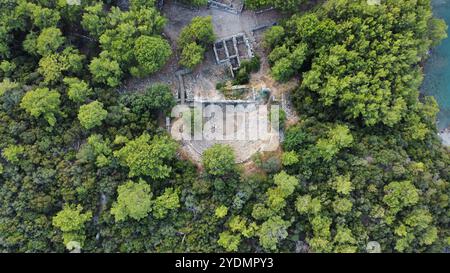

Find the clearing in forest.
xmin=123 ymin=0 xmax=299 ymax=163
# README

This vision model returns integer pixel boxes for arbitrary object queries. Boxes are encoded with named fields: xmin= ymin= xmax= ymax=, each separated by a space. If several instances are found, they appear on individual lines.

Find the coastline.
xmin=421 ymin=49 xmax=450 ymax=146
xmin=422 ymin=0 xmax=450 ymax=146
xmin=439 ymin=127 xmax=450 ymax=146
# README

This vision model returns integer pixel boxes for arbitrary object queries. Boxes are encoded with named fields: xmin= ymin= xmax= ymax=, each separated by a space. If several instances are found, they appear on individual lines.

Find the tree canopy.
xmin=202 ymin=144 xmax=236 ymax=176
xmin=78 ymin=101 xmax=108 ymax=130
xmin=0 ymin=0 xmax=448 ymax=254
xmin=20 ymin=87 xmax=61 ymax=126
xmin=114 ymin=133 xmax=178 ymax=179
xmin=133 ymin=35 xmax=172 ymax=76
xmin=178 ymin=16 xmax=215 ymax=69
xmin=111 ymin=180 xmax=153 ymax=222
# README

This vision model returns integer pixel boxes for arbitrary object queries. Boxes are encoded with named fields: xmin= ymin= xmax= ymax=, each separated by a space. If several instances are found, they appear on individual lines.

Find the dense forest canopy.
xmin=0 ymin=0 xmax=449 ymax=253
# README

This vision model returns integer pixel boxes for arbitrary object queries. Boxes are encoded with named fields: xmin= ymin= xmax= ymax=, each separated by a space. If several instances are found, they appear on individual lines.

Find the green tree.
xmin=383 ymin=181 xmax=420 ymax=215
xmin=217 ymin=231 xmax=241 ymax=252
xmin=111 ymin=180 xmax=153 ymax=222
xmin=20 ymin=87 xmax=61 ymax=126
xmin=271 ymin=58 xmax=295 ymax=82
xmin=333 ymin=174 xmax=353 ymax=195
xmin=291 ymin=43 xmax=308 ymax=69
xmin=215 ymin=205 xmax=228 ymax=219
xmin=179 ymin=0 xmax=208 ymax=7
xmin=316 ymin=124 xmax=353 ymax=161
xmin=296 ymin=195 xmax=322 ymax=215
xmin=38 ymin=48 xmax=84 ymax=83
xmin=114 ymin=133 xmax=178 ymax=179
xmin=152 ymin=188 xmax=180 ymax=219
xmin=2 ymin=144 xmax=25 ymax=163
xmin=0 ymin=78 xmax=19 ymax=97
xmin=282 ymin=151 xmax=299 ymax=166
xmin=177 ymin=16 xmax=214 ymax=69
xmin=143 ymin=85 xmax=175 ymax=112
xmin=202 ymin=144 xmax=236 ymax=176
xmin=268 ymin=45 xmax=290 ymax=64
xmin=38 ymin=54 xmax=62 ymax=83
xmin=264 ymin=172 xmax=298 ymax=212
xmin=333 ymin=226 xmax=357 ymax=253
xmin=52 ymin=205 xmax=92 ymax=233
xmin=64 ymin=77 xmax=93 ymax=103
xmin=81 ymin=2 xmax=107 ymax=38
xmin=244 ymin=0 xmax=302 ymax=11
xmin=285 ymin=1 xmax=441 ymax=126
xmin=78 ymin=101 xmax=108 ymax=130
xmin=78 ymin=134 xmax=113 ymax=167
xmin=264 ymin=25 xmax=285 ymax=49
xmin=133 ymin=35 xmax=172 ymax=76
xmin=99 ymin=23 xmax=136 ymax=66
xmin=429 ymin=18 xmax=448 ymax=47
xmin=178 ymin=16 xmax=215 ymax=48
xmin=89 ymin=53 xmax=122 ymax=87
xmin=308 ymin=215 xmax=332 ymax=252
xmin=253 ymin=171 xmax=299 ymax=220
xmin=256 ymin=216 xmax=290 ymax=251
xmin=0 ymin=60 xmax=16 ymax=77
xmin=273 ymin=171 xmax=298 ymax=196
xmin=180 ymin=42 xmax=205 ymax=69
xmin=52 ymin=204 xmax=92 ymax=247
xmin=120 ymin=84 xmax=176 ymax=115
xmin=27 ymin=3 xmax=61 ymax=29
xmin=332 ymin=198 xmax=353 ymax=215
xmin=36 ymin=27 xmax=65 ymax=56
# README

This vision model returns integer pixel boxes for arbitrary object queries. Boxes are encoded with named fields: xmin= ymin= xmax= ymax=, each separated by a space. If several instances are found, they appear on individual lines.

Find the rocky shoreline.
xmin=439 ymin=127 xmax=450 ymax=146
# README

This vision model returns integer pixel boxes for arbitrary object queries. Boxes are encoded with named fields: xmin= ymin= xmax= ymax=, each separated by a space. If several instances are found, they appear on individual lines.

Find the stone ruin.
xmin=213 ymin=33 xmax=254 ymax=77
xmin=208 ymin=0 xmax=244 ymax=14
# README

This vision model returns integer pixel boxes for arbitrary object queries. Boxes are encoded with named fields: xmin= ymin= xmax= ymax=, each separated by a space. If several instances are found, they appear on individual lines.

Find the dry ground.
xmin=121 ymin=1 xmax=300 ymax=162
xmin=171 ymin=103 xmax=282 ymax=163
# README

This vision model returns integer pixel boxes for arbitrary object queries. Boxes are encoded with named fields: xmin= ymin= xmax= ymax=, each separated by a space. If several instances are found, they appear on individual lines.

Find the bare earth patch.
xmin=121 ymin=1 xmax=298 ymax=163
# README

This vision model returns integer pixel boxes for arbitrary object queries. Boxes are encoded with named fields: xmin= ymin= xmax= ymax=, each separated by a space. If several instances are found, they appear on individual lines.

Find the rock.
xmin=366 ymin=241 xmax=381 ymax=253
xmin=439 ymin=129 xmax=450 ymax=147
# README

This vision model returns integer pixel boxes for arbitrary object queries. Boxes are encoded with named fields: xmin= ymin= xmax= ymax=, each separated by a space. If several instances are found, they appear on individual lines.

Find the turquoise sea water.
xmin=422 ymin=0 xmax=450 ymax=130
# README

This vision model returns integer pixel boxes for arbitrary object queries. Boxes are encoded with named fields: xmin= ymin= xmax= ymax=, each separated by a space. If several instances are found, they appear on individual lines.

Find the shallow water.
xmin=422 ymin=0 xmax=450 ymax=130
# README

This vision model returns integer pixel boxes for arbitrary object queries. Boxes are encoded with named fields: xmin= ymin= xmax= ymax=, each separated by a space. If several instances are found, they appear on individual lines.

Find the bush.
xmin=133 ymin=35 xmax=172 ymax=76
xmin=180 ymin=42 xmax=205 ymax=69
xmin=202 ymin=144 xmax=236 ymax=176
xmin=233 ymin=56 xmax=261 ymax=85
xmin=261 ymin=156 xmax=281 ymax=173
xmin=216 ymin=81 xmax=227 ymax=91
xmin=233 ymin=67 xmax=250 ymax=85
xmin=248 ymin=55 xmax=261 ymax=72
xmin=178 ymin=16 xmax=215 ymax=68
